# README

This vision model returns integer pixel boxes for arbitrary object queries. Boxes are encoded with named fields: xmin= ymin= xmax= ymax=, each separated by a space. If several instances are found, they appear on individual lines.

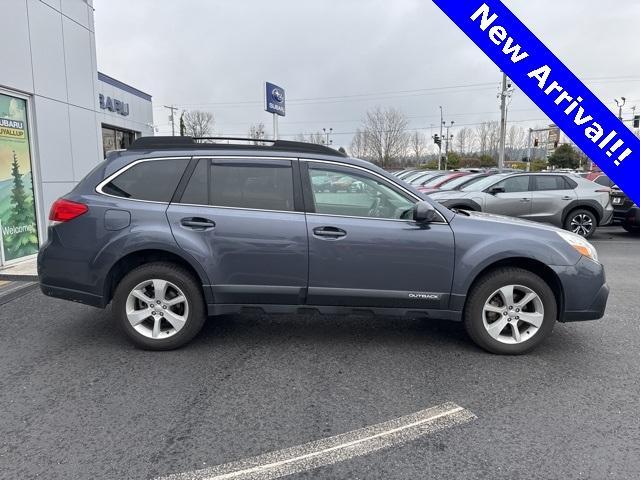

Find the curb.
xmin=0 ymin=281 xmax=39 ymax=306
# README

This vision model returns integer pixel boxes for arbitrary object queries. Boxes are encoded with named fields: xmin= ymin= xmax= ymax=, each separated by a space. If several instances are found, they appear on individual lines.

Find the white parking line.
xmin=156 ymin=402 xmax=475 ymax=480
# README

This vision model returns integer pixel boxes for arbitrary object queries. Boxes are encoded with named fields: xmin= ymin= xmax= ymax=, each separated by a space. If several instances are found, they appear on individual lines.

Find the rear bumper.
xmin=612 ymin=206 xmax=640 ymax=225
xmin=39 ymin=282 xmax=106 ymax=308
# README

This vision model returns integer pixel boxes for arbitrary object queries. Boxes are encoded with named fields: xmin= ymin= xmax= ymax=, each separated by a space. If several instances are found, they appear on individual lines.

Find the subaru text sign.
xmin=265 ymin=82 xmax=286 ymax=116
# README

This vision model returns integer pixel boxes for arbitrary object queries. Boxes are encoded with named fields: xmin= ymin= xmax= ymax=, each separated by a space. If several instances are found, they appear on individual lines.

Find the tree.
xmin=455 ymin=127 xmax=475 ymax=156
xmin=296 ymin=131 xmax=325 ymax=145
xmin=361 ymin=107 xmax=410 ymax=168
xmin=446 ymin=151 xmax=461 ymax=169
xmin=248 ymin=122 xmax=266 ymax=143
xmin=349 ymin=128 xmax=369 ymax=159
xmin=183 ymin=110 xmax=214 ymax=137
xmin=548 ymin=144 xmax=580 ymax=169
xmin=410 ymin=131 xmax=427 ymax=165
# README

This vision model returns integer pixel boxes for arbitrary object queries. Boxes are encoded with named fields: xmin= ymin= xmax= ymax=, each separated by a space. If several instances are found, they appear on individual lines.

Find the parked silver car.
xmin=430 ymin=173 xmax=613 ymax=238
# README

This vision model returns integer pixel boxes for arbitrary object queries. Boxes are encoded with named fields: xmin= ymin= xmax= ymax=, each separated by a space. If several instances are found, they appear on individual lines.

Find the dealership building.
xmin=0 ymin=0 xmax=153 ymax=267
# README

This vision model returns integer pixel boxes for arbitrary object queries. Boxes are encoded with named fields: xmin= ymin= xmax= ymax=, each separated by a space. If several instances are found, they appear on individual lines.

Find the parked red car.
xmin=417 ymin=172 xmax=471 ymax=194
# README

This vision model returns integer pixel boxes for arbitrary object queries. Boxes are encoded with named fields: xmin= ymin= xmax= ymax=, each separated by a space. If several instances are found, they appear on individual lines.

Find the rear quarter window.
xmin=100 ymin=159 xmax=189 ymax=202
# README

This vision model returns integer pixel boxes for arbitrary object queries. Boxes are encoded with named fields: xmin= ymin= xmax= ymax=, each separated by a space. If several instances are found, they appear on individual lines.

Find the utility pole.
xmin=615 ymin=97 xmax=626 ymax=121
xmin=498 ymin=73 xmax=511 ymax=170
xmin=322 ymin=127 xmax=333 ymax=146
xmin=444 ymin=121 xmax=454 ymax=169
xmin=164 ymin=105 xmax=178 ymax=136
xmin=439 ymin=106 xmax=444 ymax=170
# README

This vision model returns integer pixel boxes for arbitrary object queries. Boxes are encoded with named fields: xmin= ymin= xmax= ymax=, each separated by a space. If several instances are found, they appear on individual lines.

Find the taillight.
xmin=49 ymin=198 xmax=88 ymax=223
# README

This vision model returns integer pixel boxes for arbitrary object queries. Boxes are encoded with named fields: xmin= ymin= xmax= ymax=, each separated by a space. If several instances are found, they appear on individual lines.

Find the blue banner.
xmin=432 ymin=0 xmax=639 ymax=204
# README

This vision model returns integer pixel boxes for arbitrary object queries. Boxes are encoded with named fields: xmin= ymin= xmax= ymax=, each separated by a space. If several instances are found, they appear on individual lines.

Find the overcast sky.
xmin=95 ymin=0 xmax=640 ymax=149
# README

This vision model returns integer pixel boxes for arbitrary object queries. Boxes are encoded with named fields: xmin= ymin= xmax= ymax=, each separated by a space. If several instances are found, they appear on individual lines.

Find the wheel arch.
xmin=103 ymin=249 xmax=211 ymax=306
xmin=562 ymin=201 xmax=603 ymax=226
xmin=463 ymin=257 xmax=564 ymax=320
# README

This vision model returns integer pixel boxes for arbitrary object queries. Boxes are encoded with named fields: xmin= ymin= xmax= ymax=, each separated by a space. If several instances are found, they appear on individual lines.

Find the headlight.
xmin=556 ymin=231 xmax=598 ymax=262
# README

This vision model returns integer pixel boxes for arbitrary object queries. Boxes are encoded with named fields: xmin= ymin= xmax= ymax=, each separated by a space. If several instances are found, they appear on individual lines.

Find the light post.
xmin=444 ymin=121 xmax=454 ymax=169
xmin=322 ymin=127 xmax=333 ymax=146
xmin=615 ymin=97 xmax=626 ymax=121
xmin=438 ymin=107 xmax=444 ymax=169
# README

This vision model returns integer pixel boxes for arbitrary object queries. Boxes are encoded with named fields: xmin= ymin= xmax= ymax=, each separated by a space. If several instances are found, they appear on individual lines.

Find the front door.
xmin=483 ymin=175 xmax=532 ymax=218
xmin=302 ymin=162 xmax=455 ymax=310
xmin=166 ymin=157 xmax=308 ymax=305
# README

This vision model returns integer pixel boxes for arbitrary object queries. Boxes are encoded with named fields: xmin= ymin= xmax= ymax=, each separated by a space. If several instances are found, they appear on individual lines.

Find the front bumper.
xmin=552 ymin=256 xmax=608 ymax=322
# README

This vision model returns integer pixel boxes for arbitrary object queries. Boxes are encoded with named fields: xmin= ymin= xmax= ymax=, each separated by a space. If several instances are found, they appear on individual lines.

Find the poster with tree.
xmin=0 ymin=92 xmax=38 ymax=262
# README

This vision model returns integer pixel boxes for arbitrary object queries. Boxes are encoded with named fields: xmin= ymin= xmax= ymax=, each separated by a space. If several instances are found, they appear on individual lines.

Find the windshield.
xmin=421 ymin=174 xmax=451 ymax=187
xmin=410 ymin=173 xmax=441 ymax=185
xmin=461 ymin=174 xmax=509 ymax=191
xmin=441 ymin=174 xmax=481 ymax=190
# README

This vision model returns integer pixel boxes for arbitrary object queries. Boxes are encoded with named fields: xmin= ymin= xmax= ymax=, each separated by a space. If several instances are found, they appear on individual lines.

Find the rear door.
xmin=483 ymin=175 xmax=533 ymax=218
xmin=530 ymin=175 xmax=577 ymax=225
xmin=302 ymin=161 xmax=455 ymax=310
xmin=166 ymin=157 xmax=308 ymax=305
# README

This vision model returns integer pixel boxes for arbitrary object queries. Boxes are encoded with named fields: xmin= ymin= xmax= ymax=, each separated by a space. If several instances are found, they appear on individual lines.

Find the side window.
xmin=101 ymin=159 xmax=188 ymax=202
xmin=180 ymin=159 xmax=295 ymax=212
xmin=534 ymin=175 xmax=567 ymax=191
xmin=493 ymin=176 xmax=530 ymax=193
xmin=309 ymin=167 xmax=415 ymax=220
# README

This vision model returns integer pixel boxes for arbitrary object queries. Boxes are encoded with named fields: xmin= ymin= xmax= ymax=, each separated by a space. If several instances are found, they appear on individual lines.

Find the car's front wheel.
xmin=464 ymin=267 xmax=557 ymax=354
xmin=564 ymin=209 xmax=597 ymax=238
xmin=113 ymin=262 xmax=206 ymax=350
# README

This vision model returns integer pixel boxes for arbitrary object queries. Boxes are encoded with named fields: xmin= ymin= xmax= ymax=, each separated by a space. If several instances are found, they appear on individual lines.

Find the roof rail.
xmin=128 ymin=136 xmax=348 ymax=157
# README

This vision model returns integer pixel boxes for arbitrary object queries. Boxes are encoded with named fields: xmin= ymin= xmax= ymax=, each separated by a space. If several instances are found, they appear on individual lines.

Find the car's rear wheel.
xmin=622 ymin=223 xmax=640 ymax=235
xmin=464 ymin=268 xmax=557 ymax=354
xmin=564 ymin=209 xmax=597 ymax=238
xmin=113 ymin=262 xmax=206 ymax=350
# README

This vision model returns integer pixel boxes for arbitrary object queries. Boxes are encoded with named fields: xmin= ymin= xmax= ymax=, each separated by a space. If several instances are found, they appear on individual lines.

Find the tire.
xmin=113 ymin=262 xmax=206 ymax=350
xmin=464 ymin=267 xmax=557 ymax=355
xmin=622 ymin=223 xmax=640 ymax=235
xmin=564 ymin=208 xmax=597 ymax=238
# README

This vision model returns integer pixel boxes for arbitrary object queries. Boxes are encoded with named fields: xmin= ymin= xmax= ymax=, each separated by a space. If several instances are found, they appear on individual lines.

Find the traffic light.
xmin=634 ymin=115 xmax=640 ymax=129
xmin=433 ymin=134 xmax=441 ymax=147
xmin=534 ymin=138 xmax=539 ymax=147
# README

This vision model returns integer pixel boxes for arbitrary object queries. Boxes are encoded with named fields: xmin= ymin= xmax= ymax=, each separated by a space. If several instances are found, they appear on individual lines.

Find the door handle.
xmin=313 ymin=226 xmax=347 ymax=239
xmin=520 ymin=198 xmax=531 ymax=202
xmin=180 ymin=217 xmax=216 ymax=230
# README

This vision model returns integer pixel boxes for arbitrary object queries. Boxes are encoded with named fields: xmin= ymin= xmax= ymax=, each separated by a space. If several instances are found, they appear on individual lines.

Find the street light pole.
xmin=322 ymin=127 xmax=333 ymax=146
xmin=615 ymin=97 xmax=626 ymax=121
xmin=439 ymin=106 xmax=444 ymax=170
xmin=444 ymin=121 xmax=454 ymax=169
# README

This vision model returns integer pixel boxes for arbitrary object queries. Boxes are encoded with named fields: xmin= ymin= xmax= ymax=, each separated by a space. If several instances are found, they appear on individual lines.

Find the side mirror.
xmin=488 ymin=186 xmax=505 ymax=195
xmin=413 ymin=201 xmax=440 ymax=224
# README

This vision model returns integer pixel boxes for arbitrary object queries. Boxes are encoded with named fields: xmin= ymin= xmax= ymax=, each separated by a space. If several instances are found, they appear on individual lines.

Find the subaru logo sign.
xmin=265 ymin=82 xmax=286 ymax=116
xmin=272 ymin=88 xmax=284 ymax=103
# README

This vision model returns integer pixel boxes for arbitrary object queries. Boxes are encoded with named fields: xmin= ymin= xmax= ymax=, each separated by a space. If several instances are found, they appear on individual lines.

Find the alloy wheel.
xmin=482 ymin=284 xmax=544 ymax=344
xmin=125 ymin=279 xmax=189 ymax=339
xmin=570 ymin=214 xmax=594 ymax=237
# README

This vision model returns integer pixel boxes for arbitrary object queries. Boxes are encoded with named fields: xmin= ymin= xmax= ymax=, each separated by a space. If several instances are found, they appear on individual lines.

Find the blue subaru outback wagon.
xmin=38 ymin=137 xmax=609 ymax=354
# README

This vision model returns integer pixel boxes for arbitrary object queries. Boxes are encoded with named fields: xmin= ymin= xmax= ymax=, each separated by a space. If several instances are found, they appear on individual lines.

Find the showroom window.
xmin=102 ymin=125 xmax=138 ymax=157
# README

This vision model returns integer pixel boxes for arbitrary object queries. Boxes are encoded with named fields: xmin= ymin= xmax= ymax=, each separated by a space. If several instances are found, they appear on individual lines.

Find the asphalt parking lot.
xmin=0 ymin=227 xmax=639 ymax=480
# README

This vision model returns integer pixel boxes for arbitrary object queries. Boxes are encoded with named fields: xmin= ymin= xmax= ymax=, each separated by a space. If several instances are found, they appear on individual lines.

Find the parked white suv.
xmin=430 ymin=173 xmax=613 ymax=238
